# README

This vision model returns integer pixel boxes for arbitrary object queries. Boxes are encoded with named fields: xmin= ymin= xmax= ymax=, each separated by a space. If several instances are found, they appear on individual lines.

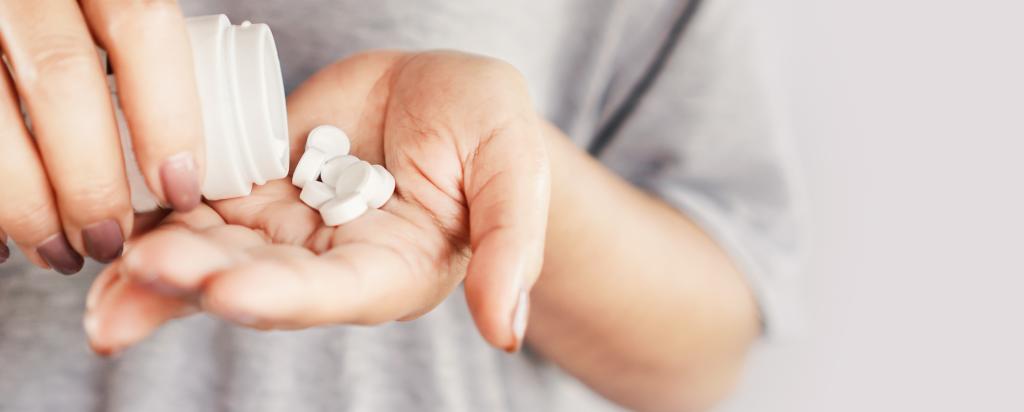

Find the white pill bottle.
xmin=115 ymin=14 xmax=290 ymax=211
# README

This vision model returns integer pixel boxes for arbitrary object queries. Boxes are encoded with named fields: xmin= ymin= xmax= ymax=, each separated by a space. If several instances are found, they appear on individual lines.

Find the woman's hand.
xmin=0 ymin=0 xmax=204 ymax=273
xmin=84 ymin=51 xmax=550 ymax=354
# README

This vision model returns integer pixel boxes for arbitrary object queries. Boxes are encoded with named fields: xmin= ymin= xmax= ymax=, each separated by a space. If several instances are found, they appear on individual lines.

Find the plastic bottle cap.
xmin=115 ymin=14 xmax=290 ymax=211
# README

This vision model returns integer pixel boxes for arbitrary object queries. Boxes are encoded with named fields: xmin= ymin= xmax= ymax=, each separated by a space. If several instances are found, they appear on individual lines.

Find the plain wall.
xmin=719 ymin=1 xmax=1024 ymax=411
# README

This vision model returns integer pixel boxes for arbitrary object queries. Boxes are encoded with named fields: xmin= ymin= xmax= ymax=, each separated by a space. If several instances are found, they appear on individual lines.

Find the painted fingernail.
xmin=86 ymin=272 xmax=121 ymax=311
xmin=83 ymin=311 xmax=101 ymax=340
xmin=0 ymin=242 xmax=9 ymax=264
xmin=160 ymin=152 xmax=201 ymax=212
xmin=507 ymin=288 xmax=530 ymax=353
xmin=83 ymin=312 xmax=119 ymax=357
xmin=37 ymin=233 xmax=84 ymax=275
xmin=82 ymin=219 xmax=124 ymax=263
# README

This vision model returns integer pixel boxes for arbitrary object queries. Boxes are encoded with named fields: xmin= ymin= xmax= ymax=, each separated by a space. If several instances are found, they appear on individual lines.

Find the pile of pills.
xmin=292 ymin=125 xmax=395 ymax=226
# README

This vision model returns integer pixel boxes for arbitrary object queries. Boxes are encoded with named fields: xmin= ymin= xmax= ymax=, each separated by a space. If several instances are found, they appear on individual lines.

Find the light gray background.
xmin=719 ymin=0 xmax=1024 ymax=411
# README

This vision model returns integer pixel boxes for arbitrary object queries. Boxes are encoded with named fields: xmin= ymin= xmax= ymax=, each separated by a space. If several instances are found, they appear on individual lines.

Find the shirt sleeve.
xmin=596 ymin=0 xmax=803 ymax=339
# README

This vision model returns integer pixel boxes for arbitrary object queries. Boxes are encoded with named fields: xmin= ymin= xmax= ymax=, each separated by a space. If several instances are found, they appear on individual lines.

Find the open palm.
xmin=85 ymin=51 xmax=550 ymax=355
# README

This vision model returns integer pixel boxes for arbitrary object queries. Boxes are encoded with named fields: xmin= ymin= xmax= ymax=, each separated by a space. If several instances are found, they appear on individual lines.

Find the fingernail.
xmin=83 ymin=311 xmax=100 ymax=340
xmin=0 ymin=242 xmax=9 ymax=264
xmin=86 ymin=272 xmax=121 ymax=311
xmin=82 ymin=219 xmax=124 ymax=263
xmin=83 ymin=312 xmax=119 ymax=356
xmin=37 ymin=233 xmax=84 ymax=275
xmin=160 ymin=152 xmax=201 ymax=212
xmin=507 ymin=288 xmax=530 ymax=353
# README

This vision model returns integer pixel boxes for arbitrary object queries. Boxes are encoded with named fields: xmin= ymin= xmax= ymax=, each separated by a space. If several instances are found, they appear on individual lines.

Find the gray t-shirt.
xmin=0 ymin=0 xmax=799 ymax=411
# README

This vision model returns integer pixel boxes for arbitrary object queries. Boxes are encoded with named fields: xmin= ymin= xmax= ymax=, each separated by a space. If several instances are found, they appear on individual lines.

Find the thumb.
xmin=462 ymin=119 xmax=550 ymax=352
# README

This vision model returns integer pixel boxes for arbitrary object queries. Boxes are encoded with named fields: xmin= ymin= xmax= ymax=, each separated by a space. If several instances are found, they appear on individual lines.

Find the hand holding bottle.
xmin=0 ymin=0 xmax=204 ymax=273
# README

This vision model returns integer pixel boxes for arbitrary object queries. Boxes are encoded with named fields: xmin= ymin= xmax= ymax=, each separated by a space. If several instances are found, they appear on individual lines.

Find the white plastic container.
xmin=115 ymin=14 xmax=289 ymax=211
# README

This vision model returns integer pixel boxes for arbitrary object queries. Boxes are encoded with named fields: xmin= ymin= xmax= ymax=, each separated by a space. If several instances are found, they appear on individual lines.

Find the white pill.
xmin=368 ymin=165 xmax=395 ymax=209
xmin=333 ymin=160 xmax=381 ymax=198
xmin=306 ymin=125 xmax=350 ymax=158
xmin=299 ymin=181 xmax=334 ymax=209
xmin=319 ymin=192 xmax=369 ymax=226
xmin=320 ymin=155 xmax=361 ymax=187
xmin=292 ymin=148 xmax=328 ymax=188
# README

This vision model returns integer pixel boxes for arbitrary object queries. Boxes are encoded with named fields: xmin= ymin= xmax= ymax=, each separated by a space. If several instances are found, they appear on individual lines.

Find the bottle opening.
xmin=227 ymin=19 xmax=290 ymax=187
xmin=185 ymin=15 xmax=290 ymax=200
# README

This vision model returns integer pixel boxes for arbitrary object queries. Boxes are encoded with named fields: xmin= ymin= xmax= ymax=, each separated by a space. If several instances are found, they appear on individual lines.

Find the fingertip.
xmin=82 ymin=218 xmax=125 ymax=264
xmin=84 ymin=312 xmax=116 ymax=357
xmin=37 ymin=233 xmax=85 ymax=275
xmin=159 ymin=152 xmax=201 ymax=212
xmin=86 ymin=263 xmax=120 ymax=312
xmin=507 ymin=288 xmax=530 ymax=353
xmin=83 ymin=276 xmax=132 ymax=355
xmin=464 ymin=238 xmax=533 ymax=351
xmin=85 ymin=277 xmax=194 ymax=356
xmin=20 ymin=247 xmax=50 ymax=270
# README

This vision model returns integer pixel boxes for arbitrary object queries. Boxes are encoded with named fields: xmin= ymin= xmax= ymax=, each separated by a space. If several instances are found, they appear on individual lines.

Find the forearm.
xmin=526 ymin=123 xmax=760 ymax=411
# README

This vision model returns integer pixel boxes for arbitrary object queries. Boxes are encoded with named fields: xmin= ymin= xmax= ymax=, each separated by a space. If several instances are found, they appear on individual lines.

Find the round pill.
xmin=319 ymin=192 xmax=369 ymax=226
xmin=291 ymin=148 xmax=328 ymax=188
xmin=299 ymin=180 xmax=335 ymax=209
xmin=306 ymin=125 xmax=350 ymax=158
xmin=320 ymin=155 xmax=361 ymax=187
xmin=333 ymin=160 xmax=381 ymax=198
xmin=368 ymin=164 xmax=396 ymax=209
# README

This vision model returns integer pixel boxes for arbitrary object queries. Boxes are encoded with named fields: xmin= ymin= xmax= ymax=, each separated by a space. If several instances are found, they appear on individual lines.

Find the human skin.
xmin=0 ymin=0 xmax=204 ymax=273
xmin=85 ymin=50 xmax=759 ymax=411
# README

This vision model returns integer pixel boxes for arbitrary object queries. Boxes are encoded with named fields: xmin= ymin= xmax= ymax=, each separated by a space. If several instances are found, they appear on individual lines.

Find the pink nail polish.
xmin=160 ymin=152 xmax=201 ymax=212
xmin=86 ymin=272 xmax=121 ymax=311
xmin=37 ymin=233 xmax=84 ymax=275
xmin=83 ymin=312 xmax=101 ymax=340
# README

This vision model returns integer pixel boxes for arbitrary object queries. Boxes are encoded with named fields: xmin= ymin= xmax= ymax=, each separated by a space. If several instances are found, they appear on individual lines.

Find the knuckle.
xmin=458 ymin=55 xmax=527 ymax=90
xmin=405 ymin=52 xmax=531 ymax=127
xmin=447 ymin=55 xmax=530 ymax=116
xmin=439 ymin=52 xmax=526 ymax=88
xmin=56 ymin=180 xmax=129 ymax=219
xmin=0 ymin=198 xmax=57 ymax=241
xmin=475 ymin=57 xmax=523 ymax=81
xmin=121 ymin=0 xmax=179 ymax=8
xmin=19 ymin=35 xmax=99 ymax=88
xmin=95 ymin=0 xmax=181 ymax=38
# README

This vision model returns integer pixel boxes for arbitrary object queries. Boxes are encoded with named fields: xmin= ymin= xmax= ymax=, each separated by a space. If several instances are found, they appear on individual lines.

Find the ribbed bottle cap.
xmin=231 ymin=20 xmax=289 ymax=185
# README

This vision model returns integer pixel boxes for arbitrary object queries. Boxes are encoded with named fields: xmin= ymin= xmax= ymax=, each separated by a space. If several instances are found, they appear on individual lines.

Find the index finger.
xmin=81 ymin=0 xmax=204 ymax=211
